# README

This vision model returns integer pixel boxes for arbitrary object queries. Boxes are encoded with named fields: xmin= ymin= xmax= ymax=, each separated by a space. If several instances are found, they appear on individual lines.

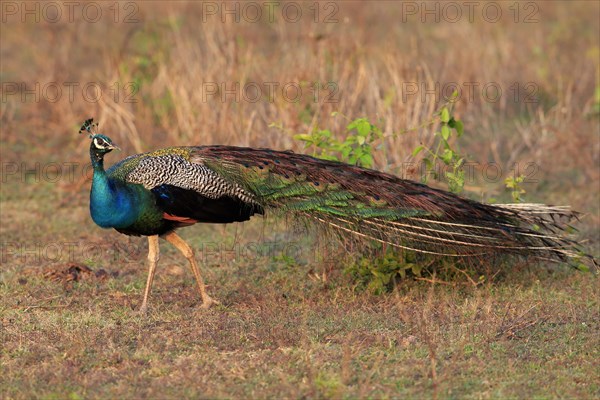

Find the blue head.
xmin=79 ymin=118 xmax=120 ymax=165
xmin=90 ymin=134 xmax=120 ymax=154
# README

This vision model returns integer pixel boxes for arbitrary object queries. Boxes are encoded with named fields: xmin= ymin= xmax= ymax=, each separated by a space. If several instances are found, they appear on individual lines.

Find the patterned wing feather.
xmin=106 ymin=148 xmax=262 ymax=225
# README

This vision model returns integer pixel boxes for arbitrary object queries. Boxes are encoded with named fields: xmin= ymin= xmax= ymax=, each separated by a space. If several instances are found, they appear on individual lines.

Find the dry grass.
xmin=2 ymin=238 xmax=598 ymax=398
xmin=1 ymin=1 xmax=599 ymax=398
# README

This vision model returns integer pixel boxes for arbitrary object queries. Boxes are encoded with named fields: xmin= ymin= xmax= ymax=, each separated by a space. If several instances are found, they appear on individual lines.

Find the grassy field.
xmin=1 ymin=1 xmax=599 ymax=398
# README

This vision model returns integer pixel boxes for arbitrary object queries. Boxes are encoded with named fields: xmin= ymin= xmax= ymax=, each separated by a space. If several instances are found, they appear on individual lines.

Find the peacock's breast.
xmin=90 ymin=187 xmax=141 ymax=229
xmin=90 ymin=174 xmax=155 ymax=229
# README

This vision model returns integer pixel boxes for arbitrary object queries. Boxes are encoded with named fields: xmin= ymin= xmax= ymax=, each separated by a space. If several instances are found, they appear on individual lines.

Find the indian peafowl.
xmin=81 ymin=118 xmax=593 ymax=311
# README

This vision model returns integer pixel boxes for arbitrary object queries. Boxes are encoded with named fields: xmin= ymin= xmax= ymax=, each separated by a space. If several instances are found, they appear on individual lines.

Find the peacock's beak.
xmin=108 ymin=143 xmax=121 ymax=151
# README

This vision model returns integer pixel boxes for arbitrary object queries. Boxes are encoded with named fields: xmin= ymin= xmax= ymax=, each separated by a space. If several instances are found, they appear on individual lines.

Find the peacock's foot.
xmin=200 ymin=296 xmax=220 ymax=309
xmin=138 ymin=303 xmax=149 ymax=315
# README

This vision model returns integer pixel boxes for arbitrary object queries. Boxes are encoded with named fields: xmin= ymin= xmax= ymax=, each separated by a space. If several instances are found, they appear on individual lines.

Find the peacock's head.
xmin=79 ymin=118 xmax=120 ymax=158
xmin=90 ymin=134 xmax=120 ymax=154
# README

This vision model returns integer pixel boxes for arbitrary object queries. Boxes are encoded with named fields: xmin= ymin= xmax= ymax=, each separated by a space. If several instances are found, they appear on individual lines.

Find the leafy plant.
xmin=411 ymin=96 xmax=466 ymax=194
xmin=504 ymin=175 xmax=527 ymax=203
xmin=291 ymin=115 xmax=383 ymax=168
xmin=345 ymin=250 xmax=423 ymax=294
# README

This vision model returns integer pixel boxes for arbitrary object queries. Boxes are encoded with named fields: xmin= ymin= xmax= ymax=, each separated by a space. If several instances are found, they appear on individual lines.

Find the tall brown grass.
xmin=1 ymin=1 xmax=598 ymax=246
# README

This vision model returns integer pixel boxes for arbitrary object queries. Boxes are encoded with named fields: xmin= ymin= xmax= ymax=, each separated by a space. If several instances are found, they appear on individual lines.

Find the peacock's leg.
xmin=140 ymin=235 xmax=160 ymax=313
xmin=162 ymin=231 xmax=219 ymax=308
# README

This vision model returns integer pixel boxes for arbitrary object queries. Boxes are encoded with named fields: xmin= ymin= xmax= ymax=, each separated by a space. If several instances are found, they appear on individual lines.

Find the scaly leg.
xmin=162 ymin=231 xmax=219 ymax=308
xmin=139 ymin=235 xmax=160 ymax=313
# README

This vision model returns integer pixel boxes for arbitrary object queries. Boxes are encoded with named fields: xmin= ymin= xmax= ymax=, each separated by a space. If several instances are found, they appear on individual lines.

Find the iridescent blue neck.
xmin=89 ymin=149 xmax=139 ymax=229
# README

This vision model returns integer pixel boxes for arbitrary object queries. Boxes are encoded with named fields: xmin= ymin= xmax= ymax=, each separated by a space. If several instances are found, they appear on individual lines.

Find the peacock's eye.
xmin=94 ymin=138 xmax=109 ymax=149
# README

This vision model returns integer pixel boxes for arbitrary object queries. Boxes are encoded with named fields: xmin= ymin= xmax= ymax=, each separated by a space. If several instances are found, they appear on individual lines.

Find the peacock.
xmin=81 ymin=118 xmax=593 ymax=311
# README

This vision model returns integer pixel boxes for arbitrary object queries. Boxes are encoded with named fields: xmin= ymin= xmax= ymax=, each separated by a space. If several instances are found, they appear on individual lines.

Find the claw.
xmin=200 ymin=296 xmax=220 ymax=309
xmin=138 ymin=303 xmax=149 ymax=315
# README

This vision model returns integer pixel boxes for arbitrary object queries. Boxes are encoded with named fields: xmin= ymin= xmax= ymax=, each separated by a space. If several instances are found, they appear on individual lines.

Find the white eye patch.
xmin=94 ymin=138 xmax=108 ymax=149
